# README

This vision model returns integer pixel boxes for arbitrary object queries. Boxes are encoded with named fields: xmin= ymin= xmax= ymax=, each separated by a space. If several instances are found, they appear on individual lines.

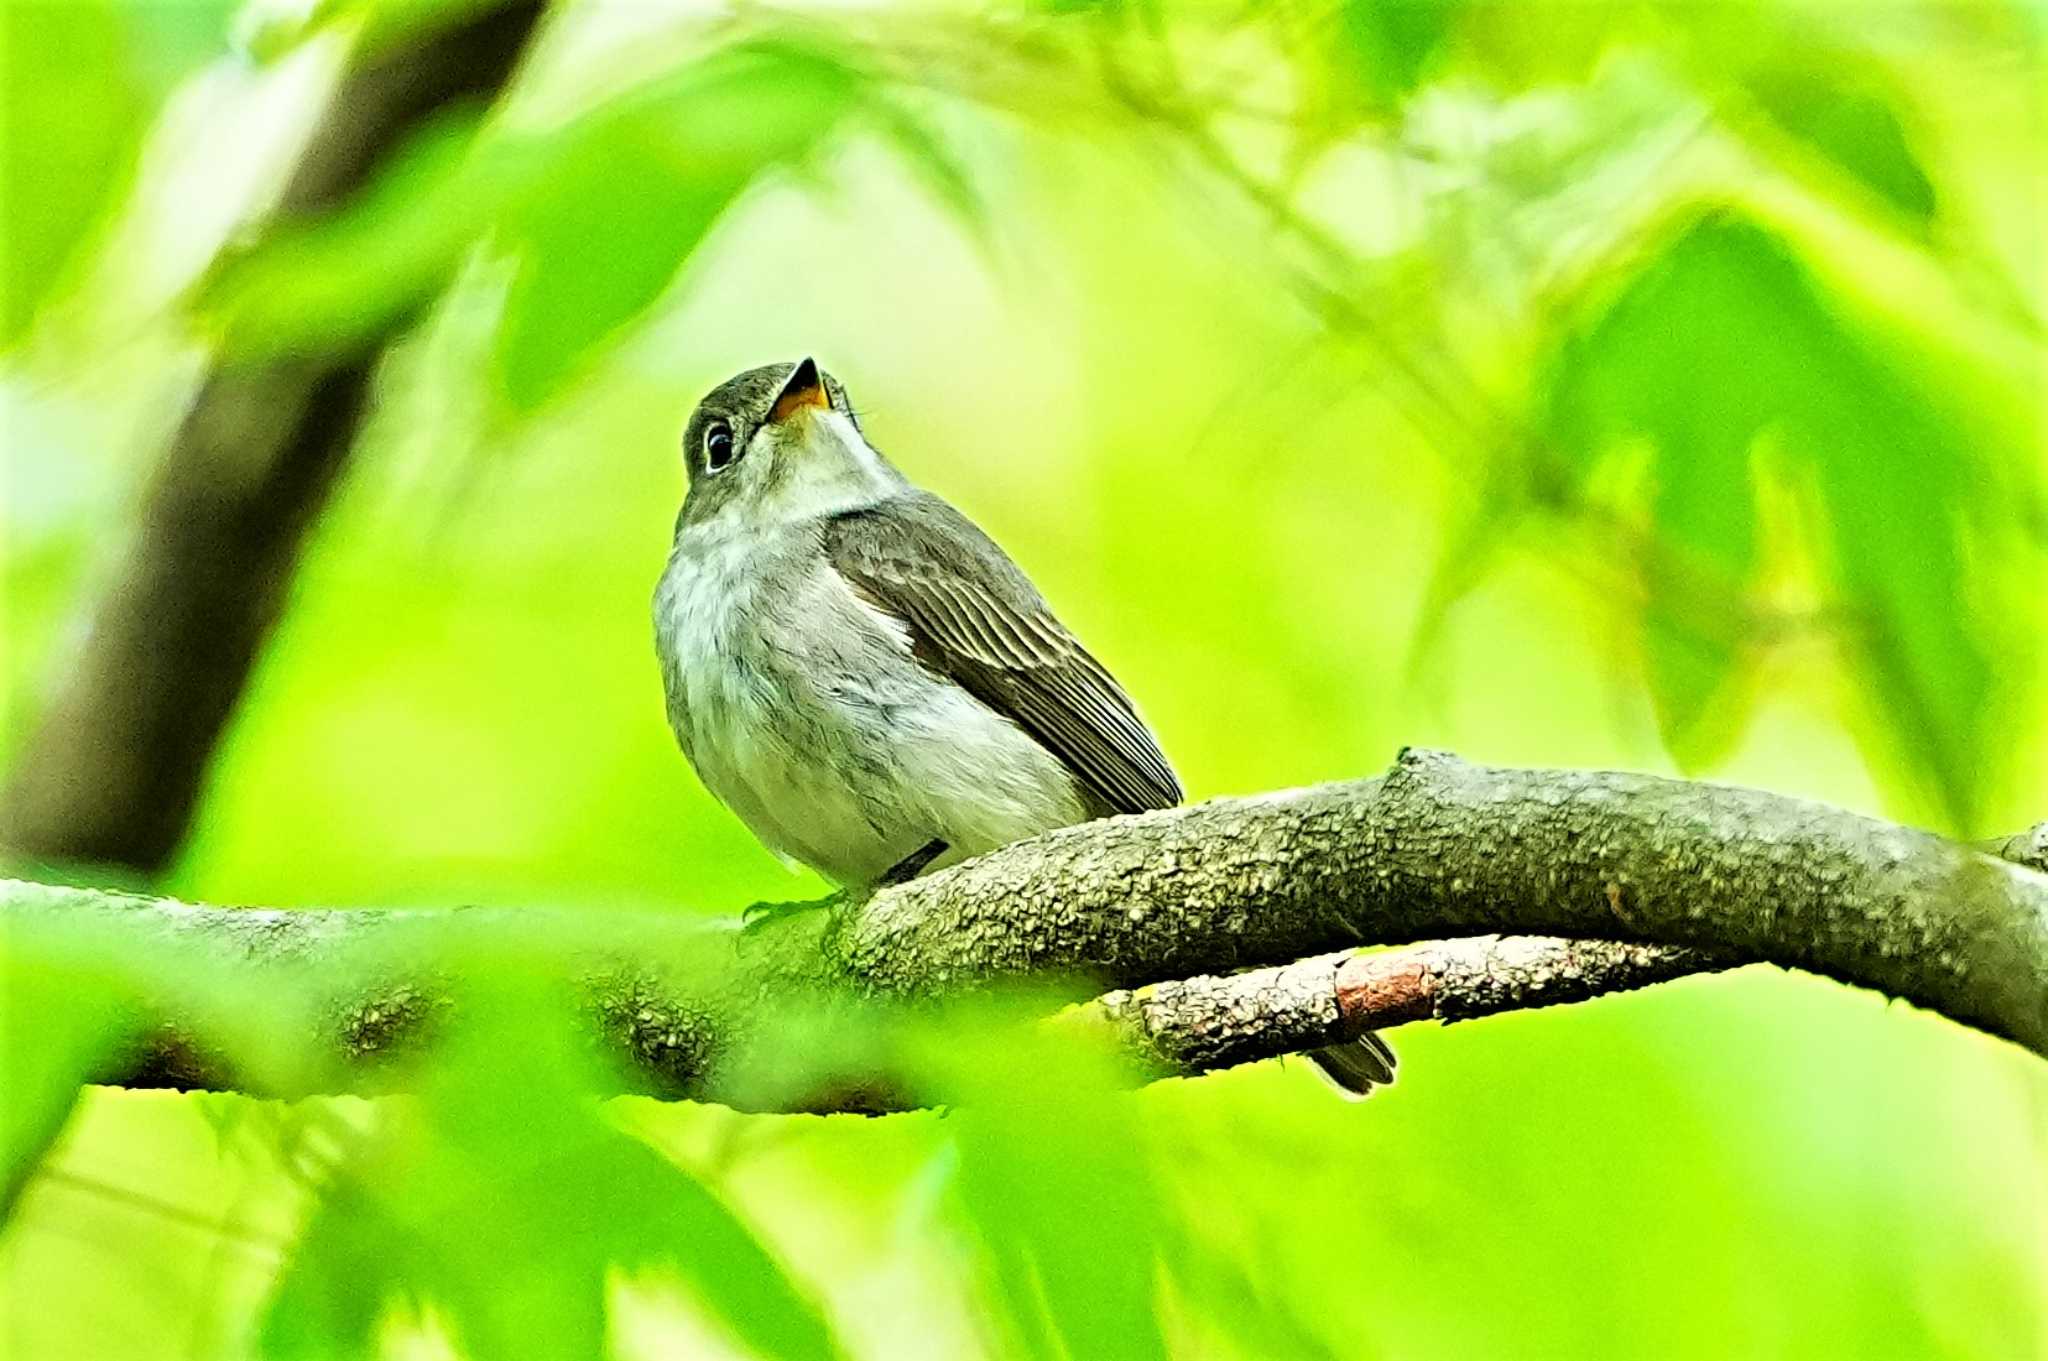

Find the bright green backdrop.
xmin=3 ymin=1 xmax=2044 ymax=1357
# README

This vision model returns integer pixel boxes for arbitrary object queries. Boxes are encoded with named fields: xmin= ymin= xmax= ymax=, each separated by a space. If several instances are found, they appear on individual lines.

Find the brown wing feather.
xmin=822 ymin=494 xmax=1181 ymax=816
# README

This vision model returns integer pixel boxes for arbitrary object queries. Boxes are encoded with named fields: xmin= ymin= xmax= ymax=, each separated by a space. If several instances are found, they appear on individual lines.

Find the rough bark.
xmin=3 ymin=752 xmax=2042 ymax=1113
xmin=832 ymin=750 xmax=2048 ymax=1053
xmin=1990 ymin=822 xmax=2048 ymax=875
xmin=1090 ymin=938 xmax=1739 ymax=1080
xmin=0 ymin=0 xmax=546 ymax=872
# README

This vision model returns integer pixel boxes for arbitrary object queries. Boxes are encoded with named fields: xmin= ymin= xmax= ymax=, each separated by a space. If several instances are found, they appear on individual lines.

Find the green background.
xmin=3 ymin=0 xmax=2044 ymax=1357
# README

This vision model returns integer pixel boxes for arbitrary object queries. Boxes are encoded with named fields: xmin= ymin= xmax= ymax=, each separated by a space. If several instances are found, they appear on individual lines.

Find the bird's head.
xmin=677 ymin=358 xmax=901 ymax=534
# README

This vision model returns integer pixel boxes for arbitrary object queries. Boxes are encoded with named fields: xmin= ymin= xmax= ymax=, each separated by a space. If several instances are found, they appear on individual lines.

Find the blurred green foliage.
xmin=1745 ymin=61 xmax=1940 ymax=228
xmin=0 ymin=934 xmax=135 ymax=1217
xmin=3 ymin=0 xmax=2045 ymax=1357
xmin=1 ymin=0 xmax=146 ymax=342
xmin=261 ymin=982 xmax=840 ymax=1361
xmin=912 ymin=1016 xmax=1171 ymax=1361
xmin=1541 ymin=212 xmax=2007 ymax=820
xmin=203 ymin=39 xmax=890 ymax=411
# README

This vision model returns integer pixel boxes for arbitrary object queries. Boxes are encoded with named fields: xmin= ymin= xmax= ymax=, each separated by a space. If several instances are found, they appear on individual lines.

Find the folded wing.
xmin=822 ymin=493 xmax=1181 ymax=817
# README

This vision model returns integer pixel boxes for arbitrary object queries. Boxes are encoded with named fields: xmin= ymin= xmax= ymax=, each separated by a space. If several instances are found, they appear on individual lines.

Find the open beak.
xmin=768 ymin=357 xmax=830 ymax=425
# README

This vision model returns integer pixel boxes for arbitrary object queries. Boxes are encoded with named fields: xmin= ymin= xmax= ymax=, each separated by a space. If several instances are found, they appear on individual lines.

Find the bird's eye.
xmin=702 ymin=420 xmax=736 ymax=473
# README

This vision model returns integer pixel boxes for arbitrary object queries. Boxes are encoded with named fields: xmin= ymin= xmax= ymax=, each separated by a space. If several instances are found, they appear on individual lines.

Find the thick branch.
xmin=0 ymin=1 xmax=545 ymax=872
xmin=3 ymin=752 xmax=2043 ymax=1110
xmin=833 ymin=751 xmax=2047 ymax=1052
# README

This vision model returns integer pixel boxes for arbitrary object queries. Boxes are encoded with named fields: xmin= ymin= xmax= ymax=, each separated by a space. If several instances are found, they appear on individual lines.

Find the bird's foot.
xmin=738 ymin=841 xmax=946 ymax=937
xmin=739 ymin=885 xmax=873 ymax=936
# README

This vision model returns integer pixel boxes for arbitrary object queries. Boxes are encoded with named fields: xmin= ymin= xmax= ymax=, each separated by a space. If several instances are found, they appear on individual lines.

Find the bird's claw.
xmin=739 ymin=888 xmax=858 ymax=936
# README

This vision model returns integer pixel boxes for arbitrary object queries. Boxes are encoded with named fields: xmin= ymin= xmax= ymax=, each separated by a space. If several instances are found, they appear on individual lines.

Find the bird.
xmin=653 ymin=358 xmax=1395 ymax=1095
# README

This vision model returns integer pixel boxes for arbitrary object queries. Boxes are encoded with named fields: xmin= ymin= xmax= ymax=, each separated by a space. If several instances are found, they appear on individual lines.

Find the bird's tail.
xmin=1306 ymin=1032 xmax=1397 ymax=1098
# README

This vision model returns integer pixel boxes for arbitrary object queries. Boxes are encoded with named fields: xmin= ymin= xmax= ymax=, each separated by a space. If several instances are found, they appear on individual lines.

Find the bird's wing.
xmin=821 ymin=493 xmax=1181 ymax=816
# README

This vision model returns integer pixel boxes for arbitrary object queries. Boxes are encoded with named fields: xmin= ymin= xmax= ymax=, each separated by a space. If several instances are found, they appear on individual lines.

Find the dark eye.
xmin=702 ymin=420 xmax=736 ymax=473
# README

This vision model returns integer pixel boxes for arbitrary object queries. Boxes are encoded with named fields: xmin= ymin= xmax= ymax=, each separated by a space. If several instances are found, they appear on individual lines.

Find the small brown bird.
xmin=653 ymin=359 xmax=1394 ymax=1094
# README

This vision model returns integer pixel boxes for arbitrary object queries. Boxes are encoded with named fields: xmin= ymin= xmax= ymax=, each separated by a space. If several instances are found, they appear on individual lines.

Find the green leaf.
xmin=258 ymin=0 xmax=513 ymax=63
xmin=617 ymin=1144 xmax=841 ymax=1361
xmin=1544 ymin=228 xmax=1772 ymax=769
xmin=1163 ymin=1230 xmax=1339 ymax=1361
xmin=489 ymin=42 xmax=868 ymax=411
xmin=1747 ymin=64 xmax=1937 ymax=228
xmin=199 ymin=40 xmax=870 ymax=401
xmin=1292 ymin=0 xmax=1462 ymax=154
xmin=867 ymin=101 xmax=994 ymax=259
xmin=200 ymin=106 xmax=511 ymax=359
xmin=259 ymin=1178 xmax=414 ymax=1360
xmin=1448 ymin=2 xmax=1620 ymax=92
xmin=261 ymin=979 xmax=839 ymax=1361
xmin=1335 ymin=0 xmax=1461 ymax=109
xmin=120 ymin=0 xmax=240 ymax=96
xmin=0 ymin=0 xmax=147 ymax=342
xmin=0 ymin=912 xmax=138 ymax=1223
xmin=1541 ymin=213 xmax=2004 ymax=828
xmin=910 ymin=1010 xmax=1171 ymax=1361
xmin=1799 ymin=344 xmax=1992 ymax=830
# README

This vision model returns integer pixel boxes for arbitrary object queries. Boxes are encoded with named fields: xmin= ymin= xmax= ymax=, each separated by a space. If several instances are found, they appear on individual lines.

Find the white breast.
xmin=654 ymin=519 xmax=1087 ymax=886
xmin=656 ymin=525 xmax=866 ymax=874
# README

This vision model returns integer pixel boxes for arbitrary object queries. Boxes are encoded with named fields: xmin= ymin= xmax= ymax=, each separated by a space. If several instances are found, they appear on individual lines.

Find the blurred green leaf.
xmin=121 ymin=0 xmax=240 ymax=95
xmin=867 ymin=101 xmax=995 ymax=260
xmin=1453 ymin=2 xmax=1623 ymax=91
xmin=261 ymin=980 xmax=838 ymax=1361
xmin=911 ymin=1010 xmax=1170 ymax=1361
xmin=201 ymin=107 xmax=511 ymax=358
xmin=1542 ymin=212 xmax=2003 ymax=827
xmin=1291 ymin=0 xmax=1462 ymax=156
xmin=0 ymin=0 xmax=147 ymax=343
xmin=1747 ymin=64 xmax=1937 ymax=228
xmin=1336 ymin=0 xmax=1460 ymax=109
xmin=1161 ymin=1229 xmax=1340 ymax=1361
xmin=200 ymin=40 xmax=874 ymax=411
xmin=353 ymin=0 xmax=522 ymax=52
xmin=0 ymin=918 xmax=136 ymax=1222
xmin=255 ymin=0 xmax=511 ymax=63
xmin=1033 ymin=0 xmax=1120 ymax=15
xmin=490 ymin=42 xmax=868 ymax=411
xmin=260 ymin=1175 xmax=411 ymax=1360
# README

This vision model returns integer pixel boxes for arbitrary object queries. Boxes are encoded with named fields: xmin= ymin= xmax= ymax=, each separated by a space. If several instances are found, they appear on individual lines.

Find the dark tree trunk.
xmin=2 ymin=1 xmax=547 ymax=872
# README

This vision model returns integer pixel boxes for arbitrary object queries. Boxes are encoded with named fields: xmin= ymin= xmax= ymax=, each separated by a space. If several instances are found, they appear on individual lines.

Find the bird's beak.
xmin=769 ymin=357 xmax=830 ymax=425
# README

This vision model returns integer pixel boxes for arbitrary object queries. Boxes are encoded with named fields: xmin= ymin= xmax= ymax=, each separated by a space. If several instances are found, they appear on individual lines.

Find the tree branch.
xmin=831 ymin=750 xmax=2047 ymax=1050
xmin=0 ymin=0 xmax=547 ymax=872
xmin=1088 ymin=937 xmax=1741 ymax=1080
xmin=4 ymin=751 xmax=2043 ymax=1112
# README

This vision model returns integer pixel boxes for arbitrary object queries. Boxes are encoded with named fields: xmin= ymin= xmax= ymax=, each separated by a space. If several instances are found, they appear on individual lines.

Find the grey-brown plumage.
xmin=655 ymin=358 xmax=1392 ymax=1094
xmin=823 ymin=496 xmax=1180 ymax=819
